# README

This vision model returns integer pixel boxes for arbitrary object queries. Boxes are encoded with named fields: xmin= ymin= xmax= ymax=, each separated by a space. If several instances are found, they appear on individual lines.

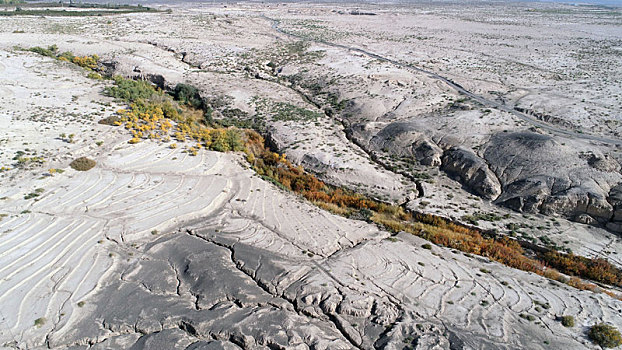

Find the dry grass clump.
xmin=69 ymin=157 xmax=96 ymax=171
xmin=98 ymin=115 xmax=122 ymax=126
xmin=560 ymin=315 xmax=575 ymax=327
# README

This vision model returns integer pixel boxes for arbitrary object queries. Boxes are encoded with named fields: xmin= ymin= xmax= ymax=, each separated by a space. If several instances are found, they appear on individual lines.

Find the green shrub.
xmin=58 ymin=51 xmax=75 ymax=61
xmin=209 ymin=130 xmax=229 ymax=152
xmin=421 ymin=243 xmax=432 ymax=250
xmin=87 ymin=72 xmax=103 ymax=80
xmin=224 ymin=129 xmax=245 ymax=152
xmin=69 ymin=157 xmax=96 ymax=171
xmin=27 ymin=45 xmax=58 ymax=58
xmin=519 ymin=313 xmax=536 ymax=321
xmin=24 ymin=193 xmax=39 ymax=200
xmin=208 ymin=129 xmax=244 ymax=152
xmin=560 ymin=315 xmax=575 ymax=327
xmin=104 ymin=76 xmax=159 ymax=103
xmin=588 ymin=323 xmax=622 ymax=348
xmin=172 ymin=83 xmax=203 ymax=109
xmin=34 ymin=317 xmax=46 ymax=327
xmin=221 ymin=108 xmax=248 ymax=119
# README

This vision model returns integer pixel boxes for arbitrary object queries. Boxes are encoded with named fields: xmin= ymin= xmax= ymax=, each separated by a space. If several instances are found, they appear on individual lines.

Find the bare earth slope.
xmin=0 ymin=2 xmax=621 ymax=350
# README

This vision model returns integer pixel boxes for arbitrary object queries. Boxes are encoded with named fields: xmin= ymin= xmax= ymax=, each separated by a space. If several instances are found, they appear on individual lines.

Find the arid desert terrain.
xmin=0 ymin=1 xmax=621 ymax=349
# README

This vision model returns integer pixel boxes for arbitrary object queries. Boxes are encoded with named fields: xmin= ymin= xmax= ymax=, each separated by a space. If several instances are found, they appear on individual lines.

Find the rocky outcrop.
xmin=413 ymin=139 xmax=443 ymax=166
xmin=368 ymin=122 xmax=443 ymax=166
xmin=587 ymin=154 xmax=621 ymax=173
xmin=103 ymin=55 xmax=184 ymax=90
xmin=441 ymin=146 xmax=502 ymax=200
xmin=484 ymin=132 xmax=622 ymax=231
xmin=497 ymin=178 xmax=614 ymax=222
xmin=607 ymin=183 xmax=622 ymax=232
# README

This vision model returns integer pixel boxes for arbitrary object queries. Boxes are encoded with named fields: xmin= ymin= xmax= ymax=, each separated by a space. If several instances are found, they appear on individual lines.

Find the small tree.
xmin=173 ymin=83 xmax=203 ymax=110
xmin=224 ymin=129 xmax=244 ymax=152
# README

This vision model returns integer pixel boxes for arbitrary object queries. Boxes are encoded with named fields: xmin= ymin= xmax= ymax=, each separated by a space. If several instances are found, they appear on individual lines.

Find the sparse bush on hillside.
xmin=588 ymin=323 xmax=622 ymax=348
xmin=271 ymin=102 xmax=321 ymax=122
xmin=461 ymin=211 xmax=502 ymax=225
xmin=69 ymin=157 xmax=96 ymax=171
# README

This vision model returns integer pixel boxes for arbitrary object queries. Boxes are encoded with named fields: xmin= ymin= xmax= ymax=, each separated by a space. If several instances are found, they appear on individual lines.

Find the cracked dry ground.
xmin=32 ymin=150 xmax=620 ymax=350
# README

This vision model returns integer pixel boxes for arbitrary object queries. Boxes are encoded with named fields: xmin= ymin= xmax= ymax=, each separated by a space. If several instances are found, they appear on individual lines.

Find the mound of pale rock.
xmin=441 ymin=146 xmax=502 ymax=200
xmin=483 ymin=132 xmax=622 ymax=230
xmin=354 ymin=121 xmax=622 ymax=232
xmin=355 ymin=121 xmax=502 ymax=200
xmin=368 ymin=122 xmax=443 ymax=166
